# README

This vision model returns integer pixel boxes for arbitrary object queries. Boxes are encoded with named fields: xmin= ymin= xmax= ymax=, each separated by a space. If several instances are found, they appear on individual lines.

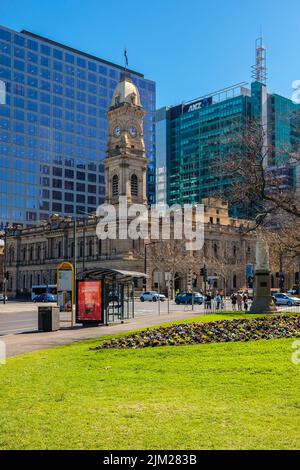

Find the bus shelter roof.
xmin=77 ymin=267 xmax=147 ymax=282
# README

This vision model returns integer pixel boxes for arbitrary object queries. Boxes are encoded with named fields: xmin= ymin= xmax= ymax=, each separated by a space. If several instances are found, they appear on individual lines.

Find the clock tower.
xmin=105 ymin=74 xmax=148 ymax=206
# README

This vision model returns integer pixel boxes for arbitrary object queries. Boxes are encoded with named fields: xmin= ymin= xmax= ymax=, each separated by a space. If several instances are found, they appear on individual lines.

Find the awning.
xmin=77 ymin=267 xmax=147 ymax=282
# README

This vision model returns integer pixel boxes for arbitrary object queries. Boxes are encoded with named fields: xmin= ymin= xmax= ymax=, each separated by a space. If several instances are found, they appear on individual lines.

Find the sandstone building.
xmin=5 ymin=75 xmax=259 ymax=298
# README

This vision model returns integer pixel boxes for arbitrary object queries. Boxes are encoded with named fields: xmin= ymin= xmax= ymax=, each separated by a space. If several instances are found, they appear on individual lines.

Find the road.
xmin=0 ymin=299 xmax=299 ymax=336
xmin=0 ymin=300 xmax=205 ymax=335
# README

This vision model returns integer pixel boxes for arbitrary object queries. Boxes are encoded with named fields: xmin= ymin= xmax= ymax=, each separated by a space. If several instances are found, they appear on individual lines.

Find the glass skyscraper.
xmin=0 ymin=25 xmax=156 ymax=228
xmin=156 ymin=81 xmax=300 ymax=217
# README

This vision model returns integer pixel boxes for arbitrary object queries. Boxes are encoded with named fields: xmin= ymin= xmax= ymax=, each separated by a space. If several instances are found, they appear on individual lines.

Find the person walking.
xmin=243 ymin=293 xmax=248 ymax=312
xmin=231 ymin=293 xmax=237 ymax=310
xmin=237 ymin=292 xmax=243 ymax=311
xmin=205 ymin=292 xmax=212 ymax=310
xmin=215 ymin=293 xmax=221 ymax=311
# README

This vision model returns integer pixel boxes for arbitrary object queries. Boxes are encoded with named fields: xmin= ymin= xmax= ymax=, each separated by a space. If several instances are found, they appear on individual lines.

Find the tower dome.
xmin=110 ymin=74 xmax=141 ymax=108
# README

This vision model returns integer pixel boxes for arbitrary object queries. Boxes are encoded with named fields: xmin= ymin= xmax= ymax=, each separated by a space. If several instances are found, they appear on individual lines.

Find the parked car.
xmin=0 ymin=293 xmax=8 ymax=301
xmin=33 ymin=293 xmax=57 ymax=303
xmin=175 ymin=292 xmax=204 ymax=305
xmin=272 ymin=293 xmax=300 ymax=307
xmin=140 ymin=291 xmax=166 ymax=302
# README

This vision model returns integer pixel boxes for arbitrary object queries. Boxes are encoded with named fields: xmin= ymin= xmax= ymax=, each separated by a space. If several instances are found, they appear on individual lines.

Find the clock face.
xmin=114 ymin=126 xmax=121 ymax=137
xmin=129 ymin=125 xmax=137 ymax=138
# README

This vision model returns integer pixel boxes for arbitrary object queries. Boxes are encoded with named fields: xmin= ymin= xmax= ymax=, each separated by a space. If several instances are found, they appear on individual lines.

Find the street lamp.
xmin=0 ymin=226 xmax=12 ymax=304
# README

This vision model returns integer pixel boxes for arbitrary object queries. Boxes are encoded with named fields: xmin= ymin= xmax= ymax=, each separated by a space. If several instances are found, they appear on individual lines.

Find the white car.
xmin=140 ymin=291 xmax=166 ymax=302
xmin=0 ymin=293 xmax=8 ymax=301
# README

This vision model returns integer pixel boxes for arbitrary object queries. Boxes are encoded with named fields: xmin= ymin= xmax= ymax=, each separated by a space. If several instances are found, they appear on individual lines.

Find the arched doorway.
xmin=174 ymin=272 xmax=184 ymax=293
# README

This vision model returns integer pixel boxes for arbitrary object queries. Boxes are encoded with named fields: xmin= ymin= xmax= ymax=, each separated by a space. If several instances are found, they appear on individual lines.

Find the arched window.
xmin=233 ymin=245 xmax=237 ymax=257
xmin=213 ymin=243 xmax=218 ymax=258
xmin=112 ymin=174 xmax=119 ymax=196
xmin=233 ymin=274 xmax=237 ymax=289
xmin=131 ymin=174 xmax=138 ymax=197
xmin=89 ymin=239 xmax=93 ymax=257
xmin=79 ymin=240 xmax=84 ymax=258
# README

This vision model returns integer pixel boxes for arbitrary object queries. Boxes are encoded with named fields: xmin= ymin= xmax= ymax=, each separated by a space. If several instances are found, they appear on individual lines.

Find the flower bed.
xmin=92 ymin=315 xmax=300 ymax=350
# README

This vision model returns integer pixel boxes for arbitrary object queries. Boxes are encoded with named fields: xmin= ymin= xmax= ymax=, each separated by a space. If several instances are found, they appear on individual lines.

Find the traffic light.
xmin=279 ymin=272 xmax=285 ymax=290
xmin=200 ymin=266 xmax=207 ymax=278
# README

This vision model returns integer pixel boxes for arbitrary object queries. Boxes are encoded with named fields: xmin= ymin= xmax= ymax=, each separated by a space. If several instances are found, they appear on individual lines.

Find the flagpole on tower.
xmin=124 ymin=47 xmax=128 ymax=77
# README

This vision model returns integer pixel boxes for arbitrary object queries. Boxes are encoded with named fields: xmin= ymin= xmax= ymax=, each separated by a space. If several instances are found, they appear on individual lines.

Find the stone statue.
xmin=255 ymin=239 xmax=270 ymax=271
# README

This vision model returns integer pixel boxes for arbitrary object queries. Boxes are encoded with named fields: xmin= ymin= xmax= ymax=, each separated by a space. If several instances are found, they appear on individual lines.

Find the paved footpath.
xmin=2 ymin=310 xmax=201 ymax=358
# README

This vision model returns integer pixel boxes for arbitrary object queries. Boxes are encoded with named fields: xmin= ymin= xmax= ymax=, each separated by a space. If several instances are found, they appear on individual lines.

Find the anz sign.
xmin=183 ymin=96 xmax=212 ymax=114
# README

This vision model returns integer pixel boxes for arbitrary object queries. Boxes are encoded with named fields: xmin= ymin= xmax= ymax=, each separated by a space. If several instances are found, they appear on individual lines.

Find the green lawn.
xmin=0 ymin=313 xmax=299 ymax=450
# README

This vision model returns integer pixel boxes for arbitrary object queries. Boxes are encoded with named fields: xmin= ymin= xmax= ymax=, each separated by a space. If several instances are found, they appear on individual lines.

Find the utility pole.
xmin=0 ymin=227 xmax=8 ymax=304
xmin=82 ymin=218 xmax=86 ymax=273
xmin=73 ymin=217 xmax=77 ymax=308
xmin=2 ymin=228 xmax=7 ymax=304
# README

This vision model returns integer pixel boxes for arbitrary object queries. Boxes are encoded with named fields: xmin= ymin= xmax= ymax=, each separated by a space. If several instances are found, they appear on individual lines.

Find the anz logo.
xmin=185 ymin=97 xmax=212 ymax=113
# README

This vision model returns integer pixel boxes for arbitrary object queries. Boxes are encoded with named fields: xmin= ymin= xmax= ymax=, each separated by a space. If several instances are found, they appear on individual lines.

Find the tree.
xmin=222 ymin=115 xmax=300 ymax=228
xmin=145 ymin=239 xmax=196 ymax=298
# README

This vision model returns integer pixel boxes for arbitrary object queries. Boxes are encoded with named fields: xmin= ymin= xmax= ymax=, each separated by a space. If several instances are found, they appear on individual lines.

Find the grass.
xmin=0 ymin=312 xmax=299 ymax=450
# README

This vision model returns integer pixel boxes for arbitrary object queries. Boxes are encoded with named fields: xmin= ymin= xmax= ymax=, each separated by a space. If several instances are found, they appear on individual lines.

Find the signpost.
xmin=57 ymin=261 xmax=75 ymax=326
xmin=165 ymin=272 xmax=172 ymax=315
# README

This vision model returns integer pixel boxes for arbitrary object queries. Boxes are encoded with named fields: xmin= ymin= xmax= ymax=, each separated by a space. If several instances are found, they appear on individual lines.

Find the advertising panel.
xmin=77 ymin=281 xmax=102 ymax=322
xmin=58 ymin=270 xmax=72 ymax=292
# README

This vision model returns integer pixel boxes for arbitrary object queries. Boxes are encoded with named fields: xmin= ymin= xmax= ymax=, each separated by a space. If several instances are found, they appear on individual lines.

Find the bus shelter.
xmin=76 ymin=268 xmax=146 ymax=326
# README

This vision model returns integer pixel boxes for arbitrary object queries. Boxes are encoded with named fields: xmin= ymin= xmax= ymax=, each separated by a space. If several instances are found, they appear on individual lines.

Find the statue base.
xmin=250 ymin=270 xmax=277 ymax=314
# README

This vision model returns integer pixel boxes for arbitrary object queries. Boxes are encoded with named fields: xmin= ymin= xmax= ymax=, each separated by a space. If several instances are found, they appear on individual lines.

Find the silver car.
xmin=140 ymin=291 xmax=166 ymax=302
xmin=272 ymin=293 xmax=300 ymax=306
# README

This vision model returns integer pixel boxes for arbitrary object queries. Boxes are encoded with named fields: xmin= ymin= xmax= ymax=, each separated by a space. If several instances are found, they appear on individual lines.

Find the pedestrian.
xmin=205 ymin=292 xmax=212 ymax=310
xmin=243 ymin=294 xmax=248 ymax=312
xmin=231 ymin=293 xmax=237 ymax=310
xmin=215 ymin=293 xmax=221 ymax=311
xmin=237 ymin=292 xmax=243 ymax=311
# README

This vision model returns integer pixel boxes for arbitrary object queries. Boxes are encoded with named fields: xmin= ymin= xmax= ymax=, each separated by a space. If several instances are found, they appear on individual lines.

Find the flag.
xmin=124 ymin=48 xmax=128 ymax=68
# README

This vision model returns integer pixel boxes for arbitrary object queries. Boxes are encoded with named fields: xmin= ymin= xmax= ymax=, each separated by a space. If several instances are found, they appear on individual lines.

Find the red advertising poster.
xmin=77 ymin=281 xmax=102 ymax=321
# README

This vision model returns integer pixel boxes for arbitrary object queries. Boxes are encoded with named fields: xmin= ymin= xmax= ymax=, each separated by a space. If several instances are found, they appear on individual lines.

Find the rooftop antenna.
xmin=251 ymin=36 xmax=267 ymax=85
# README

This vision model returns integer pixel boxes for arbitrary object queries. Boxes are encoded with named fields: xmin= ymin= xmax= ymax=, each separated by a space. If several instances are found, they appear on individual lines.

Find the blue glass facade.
xmin=156 ymin=82 xmax=300 ymax=217
xmin=0 ymin=26 xmax=156 ymax=227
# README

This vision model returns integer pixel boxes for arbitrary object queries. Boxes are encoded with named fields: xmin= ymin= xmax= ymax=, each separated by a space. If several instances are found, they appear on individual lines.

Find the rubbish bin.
xmin=38 ymin=306 xmax=60 ymax=332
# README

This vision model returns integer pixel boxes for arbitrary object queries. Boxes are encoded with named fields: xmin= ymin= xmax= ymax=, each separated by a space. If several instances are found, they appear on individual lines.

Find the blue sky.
xmin=0 ymin=0 xmax=299 ymax=107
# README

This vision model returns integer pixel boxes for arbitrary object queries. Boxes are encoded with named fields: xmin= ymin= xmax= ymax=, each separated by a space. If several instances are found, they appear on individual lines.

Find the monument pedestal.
xmin=250 ymin=270 xmax=276 ymax=314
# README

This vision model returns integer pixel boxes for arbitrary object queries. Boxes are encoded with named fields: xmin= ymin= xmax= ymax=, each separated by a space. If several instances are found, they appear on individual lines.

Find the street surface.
xmin=0 ymin=299 xmax=299 ymax=336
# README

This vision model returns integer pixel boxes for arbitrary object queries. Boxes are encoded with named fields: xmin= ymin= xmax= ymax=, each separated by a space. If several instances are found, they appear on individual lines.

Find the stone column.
xmin=250 ymin=240 xmax=276 ymax=314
